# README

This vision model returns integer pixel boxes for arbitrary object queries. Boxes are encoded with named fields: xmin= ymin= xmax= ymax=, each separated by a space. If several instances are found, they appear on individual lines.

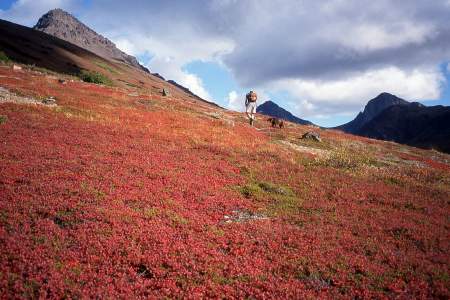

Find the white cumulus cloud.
xmin=0 ymin=0 xmax=79 ymax=26
xmin=271 ymin=66 xmax=445 ymax=118
xmin=1 ymin=0 xmax=449 ymax=123
xmin=226 ymin=90 xmax=241 ymax=111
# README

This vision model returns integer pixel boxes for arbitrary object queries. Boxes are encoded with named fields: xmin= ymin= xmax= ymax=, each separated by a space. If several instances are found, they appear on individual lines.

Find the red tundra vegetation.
xmin=0 ymin=65 xmax=449 ymax=299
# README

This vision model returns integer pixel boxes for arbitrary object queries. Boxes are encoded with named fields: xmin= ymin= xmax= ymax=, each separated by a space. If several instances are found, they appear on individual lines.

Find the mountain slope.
xmin=358 ymin=103 xmax=450 ymax=153
xmin=1 ymin=11 xmax=450 ymax=299
xmin=337 ymin=92 xmax=409 ymax=133
xmin=1 ymin=63 xmax=449 ymax=298
xmin=34 ymin=9 xmax=144 ymax=70
xmin=257 ymin=100 xmax=313 ymax=125
xmin=0 ymin=18 xmax=218 ymax=108
xmin=30 ymin=8 xmax=214 ymax=106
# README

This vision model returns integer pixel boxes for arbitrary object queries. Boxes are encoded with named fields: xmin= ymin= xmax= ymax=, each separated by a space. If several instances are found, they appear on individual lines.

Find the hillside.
xmin=257 ymin=100 xmax=313 ymax=125
xmin=1 ymin=14 xmax=450 ymax=299
xmin=0 ymin=18 xmax=215 ymax=108
xmin=1 ymin=61 xmax=449 ymax=298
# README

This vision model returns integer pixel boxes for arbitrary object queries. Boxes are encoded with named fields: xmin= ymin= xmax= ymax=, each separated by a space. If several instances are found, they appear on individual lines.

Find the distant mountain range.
xmin=336 ymin=93 xmax=450 ymax=153
xmin=256 ymin=101 xmax=313 ymax=125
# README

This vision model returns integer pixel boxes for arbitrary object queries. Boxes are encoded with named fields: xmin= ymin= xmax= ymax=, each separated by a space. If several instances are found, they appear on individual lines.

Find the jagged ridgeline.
xmin=33 ymin=8 xmax=146 ymax=71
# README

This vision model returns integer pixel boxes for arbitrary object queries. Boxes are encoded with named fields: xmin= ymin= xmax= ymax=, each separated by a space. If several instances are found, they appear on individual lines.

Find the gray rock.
xmin=222 ymin=209 xmax=268 ymax=223
xmin=301 ymin=131 xmax=322 ymax=142
xmin=162 ymin=88 xmax=170 ymax=97
xmin=42 ymin=96 xmax=56 ymax=105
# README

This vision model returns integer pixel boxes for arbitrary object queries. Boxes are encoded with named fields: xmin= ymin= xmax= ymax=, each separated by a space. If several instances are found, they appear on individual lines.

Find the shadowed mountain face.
xmin=0 ymin=18 xmax=167 ymax=89
xmin=337 ymin=92 xmax=409 ymax=133
xmin=359 ymin=104 xmax=450 ymax=153
xmin=256 ymin=100 xmax=313 ymax=125
xmin=336 ymin=92 xmax=450 ymax=153
xmin=34 ymin=9 xmax=146 ymax=71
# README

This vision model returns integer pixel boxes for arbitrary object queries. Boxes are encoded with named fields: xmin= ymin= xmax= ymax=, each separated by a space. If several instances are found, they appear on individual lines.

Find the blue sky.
xmin=1 ymin=0 xmax=449 ymax=127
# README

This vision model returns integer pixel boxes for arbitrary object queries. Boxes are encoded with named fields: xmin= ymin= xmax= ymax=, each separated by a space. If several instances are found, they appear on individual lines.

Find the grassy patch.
xmin=79 ymin=70 xmax=112 ymax=86
xmin=208 ymin=225 xmax=225 ymax=237
xmin=0 ymin=51 xmax=10 ymax=63
xmin=383 ymin=176 xmax=403 ymax=186
xmin=143 ymin=207 xmax=159 ymax=219
xmin=295 ymin=137 xmax=333 ymax=150
xmin=165 ymin=210 xmax=189 ymax=226
xmin=238 ymin=180 xmax=301 ymax=216
xmin=0 ymin=115 xmax=7 ymax=124
xmin=125 ymin=82 xmax=140 ymax=88
xmin=306 ymin=148 xmax=380 ymax=170
xmin=94 ymin=60 xmax=121 ymax=75
xmin=55 ymin=106 xmax=100 ymax=121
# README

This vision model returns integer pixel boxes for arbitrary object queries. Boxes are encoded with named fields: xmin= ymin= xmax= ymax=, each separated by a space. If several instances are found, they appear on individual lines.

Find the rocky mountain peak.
xmin=33 ymin=8 xmax=144 ymax=70
xmin=363 ymin=93 xmax=409 ymax=120
xmin=337 ymin=92 xmax=409 ymax=133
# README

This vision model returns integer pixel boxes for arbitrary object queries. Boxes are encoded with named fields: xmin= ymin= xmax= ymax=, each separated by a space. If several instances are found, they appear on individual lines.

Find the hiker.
xmin=245 ymin=90 xmax=257 ymax=125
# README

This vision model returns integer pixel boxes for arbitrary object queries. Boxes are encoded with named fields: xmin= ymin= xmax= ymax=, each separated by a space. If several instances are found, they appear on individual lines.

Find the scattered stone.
xmin=301 ymin=131 xmax=322 ymax=142
xmin=12 ymin=64 xmax=22 ymax=71
xmin=222 ymin=209 xmax=268 ymax=224
xmin=42 ymin=96 xmax=57 ymax=105
xmin=0 ymin=86 xmax=57 ymax=107
xmin=162 ymin=88 xmax=170 ymax=97
xmin=58 ymin=79 xmax=67 ymax=85
xmin=128 ymin=92 xmax=139 ymax=97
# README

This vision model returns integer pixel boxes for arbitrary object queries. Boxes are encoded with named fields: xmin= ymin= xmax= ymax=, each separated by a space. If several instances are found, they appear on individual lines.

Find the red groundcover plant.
xmin=0 ymin=67 xmax=449 ymax=298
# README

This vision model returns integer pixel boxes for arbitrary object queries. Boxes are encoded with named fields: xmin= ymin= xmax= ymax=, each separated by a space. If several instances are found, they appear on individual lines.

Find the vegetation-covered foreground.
xmin=0 ymin=64 xmax=449 ymax=299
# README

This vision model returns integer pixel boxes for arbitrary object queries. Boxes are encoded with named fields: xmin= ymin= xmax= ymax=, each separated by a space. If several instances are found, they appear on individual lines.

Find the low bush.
xmin=79 ymin=70 xmax=112 ymax=86
xmin=0 ymin=51 xmax=10 ymax=63
xmin=0 ymin=115 xmax=8 ymax=124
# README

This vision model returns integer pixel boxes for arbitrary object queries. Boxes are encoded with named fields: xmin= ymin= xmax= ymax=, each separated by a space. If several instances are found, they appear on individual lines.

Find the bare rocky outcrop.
xmin=33 ymin=9 xmax=145 ymax=71
xmin=0 ymin=86 xmax=57 ymax=107
xmin=301 ymin=131 xmax=322 ymax=142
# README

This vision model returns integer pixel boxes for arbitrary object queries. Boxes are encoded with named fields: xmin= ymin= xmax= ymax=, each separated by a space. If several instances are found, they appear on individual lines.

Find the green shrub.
xmin=79 ymin=70 xmax=112 ymax=86
xmin=238 ymin=180 xmax=300 ymax=216
xmin=0 ymin=115 xmax=7 ymax=124
xmin=0 ymin=51 xmax=10 ymax=63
